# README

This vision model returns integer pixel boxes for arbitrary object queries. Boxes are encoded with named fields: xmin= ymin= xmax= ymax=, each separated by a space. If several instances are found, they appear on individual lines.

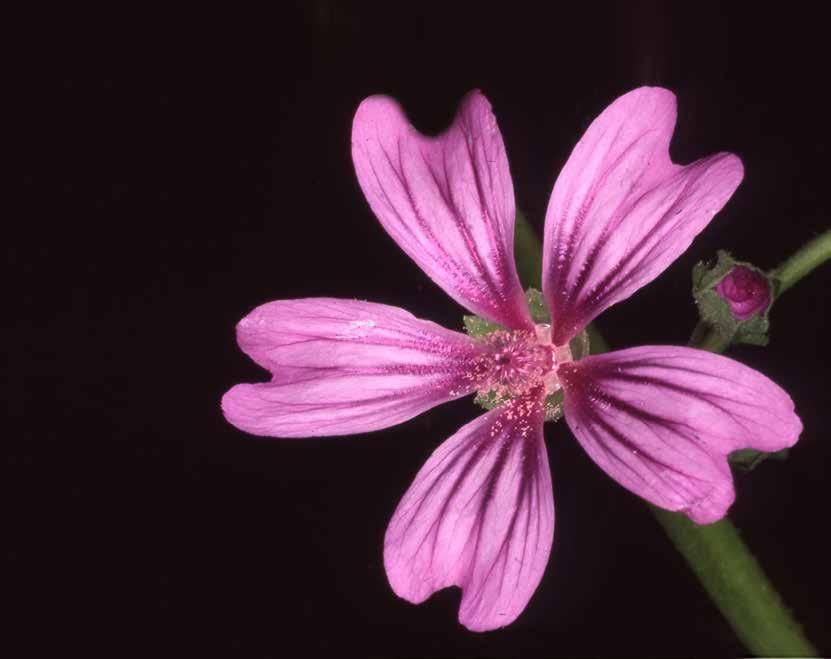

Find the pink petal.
xmin=222 ymin=298 xmax=489 ymax=437
xmin=384 ymin=393 xmax=554 ymax=631
xmin=559 ymin=346 xmax=802 ymax=523
xmin=352 ymin=90 xmax=532 ymax=330
xmin=542 ymin=87 xmax=744 ymax=345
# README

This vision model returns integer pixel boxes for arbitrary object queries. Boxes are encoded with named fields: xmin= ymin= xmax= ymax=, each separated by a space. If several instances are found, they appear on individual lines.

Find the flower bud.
xmin=714 ymin=266 xmax=771 ymax=320
xmin=692 ymin=251 xmax=773 ymax=347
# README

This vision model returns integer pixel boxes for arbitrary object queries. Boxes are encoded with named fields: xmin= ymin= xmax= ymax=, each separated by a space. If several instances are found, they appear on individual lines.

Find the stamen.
xmin=474 ymin=324 xmax=574 ymax=401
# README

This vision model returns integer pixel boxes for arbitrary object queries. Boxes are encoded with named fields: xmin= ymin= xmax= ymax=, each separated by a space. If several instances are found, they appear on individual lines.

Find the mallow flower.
xmin=222 ymin=88 xmax=801 ymax=631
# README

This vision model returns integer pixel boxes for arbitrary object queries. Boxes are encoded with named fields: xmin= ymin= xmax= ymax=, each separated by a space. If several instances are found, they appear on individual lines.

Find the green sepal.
xmin=525 ymin=288 xmax=550 ymax=323
xmin=734 ymin=314 xmax=770 ymax=347
xmin=462 ymin=314 xmax=502 ymax=338
xmin=692 ymin=250 xmax=735 ymax=290
xmin=692 ymin=250 xmax=773 ymax=347
xmin=473 ymin=389 xmax=511 ymax=411
xmin=729 ymin=447 xmax=790 ymax=472
xmin=542 ymin=390 xmax=564 ymax=422
xmin=474 ymin=379 xmax=568 ymax=421
xmin=462 ymin=287 xmax=550 ymax=338
xmin=568 ymin=328 xmax=591 ymax=361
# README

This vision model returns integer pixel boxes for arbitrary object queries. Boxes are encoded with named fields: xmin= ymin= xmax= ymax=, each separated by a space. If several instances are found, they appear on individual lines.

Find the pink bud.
xmin=715 ymin=266 xmax=771 ymax=320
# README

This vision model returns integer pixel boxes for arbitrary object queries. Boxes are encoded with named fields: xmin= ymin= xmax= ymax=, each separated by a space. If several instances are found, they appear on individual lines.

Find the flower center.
xmin=475 ymin=324 xmax=572 ymax=399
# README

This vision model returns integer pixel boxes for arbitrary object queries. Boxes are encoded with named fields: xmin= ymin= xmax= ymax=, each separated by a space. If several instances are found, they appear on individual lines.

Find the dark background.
xmin=11 ymin=2 xmax=830 ymax=657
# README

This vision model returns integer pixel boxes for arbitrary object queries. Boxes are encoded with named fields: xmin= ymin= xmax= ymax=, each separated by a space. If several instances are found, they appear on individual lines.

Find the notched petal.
xmin=222 ymin=298 xmax=489 ymax=437
xmin=384 ymin=393 xmax=554 ymax=631
xmin=542 ymin=87 xmax=744 ymax=345
xmin=559 ymin=346 xmax=801 ymax=523
xmin=352 ymin=90 xmax=532 ymax=330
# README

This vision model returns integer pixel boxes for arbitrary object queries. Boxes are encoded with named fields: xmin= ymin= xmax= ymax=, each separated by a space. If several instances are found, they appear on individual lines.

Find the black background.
xmin=11 ymin=2 xmax=831 ymax=657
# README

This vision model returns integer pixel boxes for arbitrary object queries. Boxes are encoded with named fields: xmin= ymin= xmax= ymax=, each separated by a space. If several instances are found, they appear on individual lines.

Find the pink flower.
xmin=715 ymin=265 xmax=771 ymax=319
xmin=222 ymin=88 xmax=801 ymax=631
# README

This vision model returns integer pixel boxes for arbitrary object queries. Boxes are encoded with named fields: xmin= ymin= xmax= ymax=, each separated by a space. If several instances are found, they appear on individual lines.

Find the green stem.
xmin=603 ymin=323 xmax=814 ymax=656
xmin=514 ymin=209 xmax=543 ymax=288
xmin=513 ymin=211 xmax=818 ymax=656
xmin=688 ymin=320 xmax=731 ymax=353
xmin=651 ymin=509 xmax=814 ymax=657
xmin=667 ymin=247 xmax=826 ymax=655
xmin=585 ymin=322 xmax=610 ymax=354
xmin=652 ymin=235 xmax=827 ymax=656
xmin=770 ymin=228 xmax=831 ymax=296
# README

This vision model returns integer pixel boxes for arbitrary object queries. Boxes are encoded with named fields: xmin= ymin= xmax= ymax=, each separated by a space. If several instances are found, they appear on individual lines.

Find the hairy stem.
xmin=770 ymin=228 xmax=831 ymax=296
xmin=514 ymin=209 xmax=543 ymax=289
xmin=605 ymin=321 xmax=814 ymax=657
xmin=650 ymin=508 xmax=814 ymax=656
xmin=688 ymin=320 xmax=731 ymax=352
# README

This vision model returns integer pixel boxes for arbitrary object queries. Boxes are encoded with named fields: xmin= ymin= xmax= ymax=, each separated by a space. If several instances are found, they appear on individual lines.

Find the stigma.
xmin=474 ymin=324 xmax=573 ymax=399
